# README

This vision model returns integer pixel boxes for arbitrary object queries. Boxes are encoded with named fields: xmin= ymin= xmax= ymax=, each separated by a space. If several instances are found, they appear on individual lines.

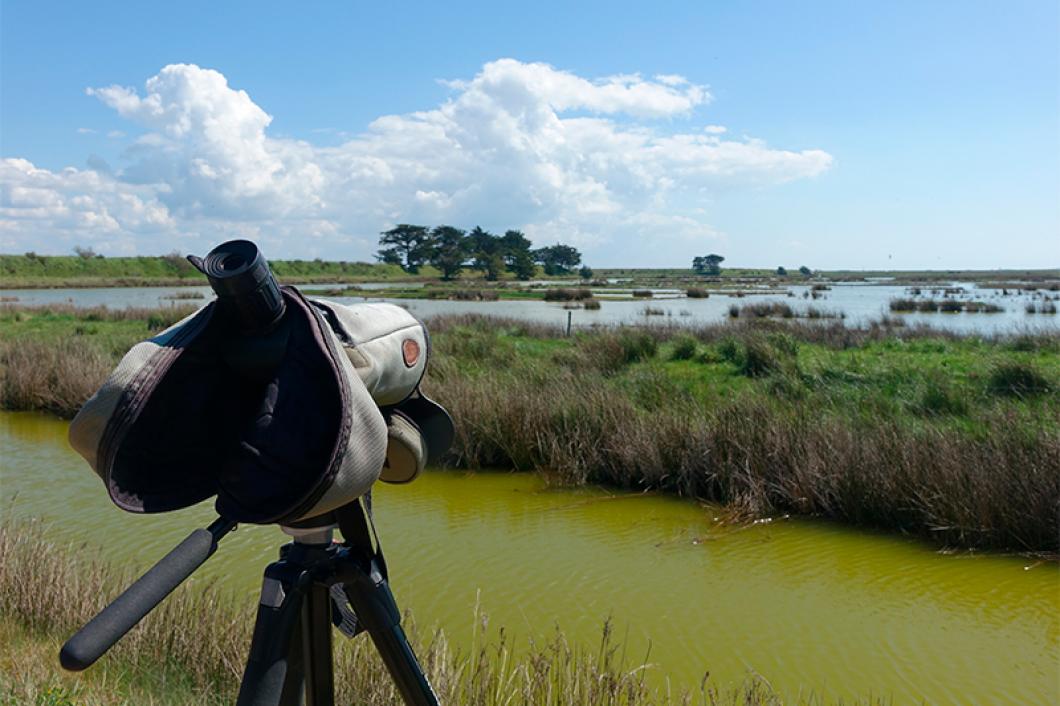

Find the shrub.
xmin=618 ymin=331 xmax=658 ymax=362
xmin=632 ymin=289 xmax=653 ymax=298
xmin=740 ymin=337 xmax=783 ymax=377
xmin=685 ymin=288 xmax=709 ymax=298
xmin=939 ymin=299 xmax=963 ymax=313
xmin=544 ymin=288 xmax=592 ymax=301
xmin=573 ymin=329 xmax=658 ymax=373
xmin=714 ymin=334 xmax=785 ymax=377
xmin=669 ymin=335 xmax=698 ymax=360
xmin=988 ymin=362 xmax=1053 ymax=398
xmin=583 ymin=299 xmax=601 ymax=310
xmin=889 ymin=298 xmax=917 ymax=312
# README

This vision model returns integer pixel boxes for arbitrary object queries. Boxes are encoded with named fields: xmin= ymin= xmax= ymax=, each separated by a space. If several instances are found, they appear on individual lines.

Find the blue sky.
xmin=1 ymin=1 xmax=1056 ymax=269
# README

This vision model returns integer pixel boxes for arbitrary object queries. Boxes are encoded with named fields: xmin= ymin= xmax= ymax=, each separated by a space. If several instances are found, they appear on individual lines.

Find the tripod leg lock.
xmin=329 ymin=584 xmax=362 ymax=638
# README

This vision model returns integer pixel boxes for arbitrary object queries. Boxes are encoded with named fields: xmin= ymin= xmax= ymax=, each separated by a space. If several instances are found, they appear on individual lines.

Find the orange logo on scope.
xmin=402 ymin=339 xmax=420 ymax=368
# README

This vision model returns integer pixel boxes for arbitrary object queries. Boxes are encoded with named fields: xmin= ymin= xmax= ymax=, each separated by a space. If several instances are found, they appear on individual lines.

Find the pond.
xmin=1 ymin=282 xmax=1058 ymax=335
xmin=2 ymin=411 xmax=1056 ymax=705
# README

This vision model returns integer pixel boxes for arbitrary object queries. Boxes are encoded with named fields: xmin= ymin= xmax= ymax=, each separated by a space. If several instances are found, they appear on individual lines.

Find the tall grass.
xmin=0 ymin=338 xmax=114 ymax=418
xmin=425 ymin=316 xmax=1059 ymax=552
xmin=429 ymin=364 xmax=1058 ymax=551
xmin=0 ymin=518 xmax=865 ymax=706
xmin=0 ymin=305 xmax=198 ymax=417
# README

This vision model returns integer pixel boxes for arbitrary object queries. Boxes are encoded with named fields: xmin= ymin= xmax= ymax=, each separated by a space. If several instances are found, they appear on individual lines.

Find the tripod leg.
xmin=237 ymin=575 xmax=307 ymax=706
xmin=302 ymin=583 xmax=334 ymax=706
xmin=340 ymin=559 xmax=439 ymax=706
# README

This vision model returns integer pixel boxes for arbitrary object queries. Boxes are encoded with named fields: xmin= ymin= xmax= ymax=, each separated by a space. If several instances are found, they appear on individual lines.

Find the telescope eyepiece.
xmin=190 ymin=240 xmax=285 ymax=333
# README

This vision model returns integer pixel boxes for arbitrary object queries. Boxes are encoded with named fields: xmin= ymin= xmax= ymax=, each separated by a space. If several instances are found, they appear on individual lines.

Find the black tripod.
xmin=59 ymin=501 xmax=440 ymax=706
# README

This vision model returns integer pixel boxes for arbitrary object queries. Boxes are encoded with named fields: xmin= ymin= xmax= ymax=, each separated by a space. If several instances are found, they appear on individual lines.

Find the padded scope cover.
xmin=68 ymin=289 xmax=453 ymax=524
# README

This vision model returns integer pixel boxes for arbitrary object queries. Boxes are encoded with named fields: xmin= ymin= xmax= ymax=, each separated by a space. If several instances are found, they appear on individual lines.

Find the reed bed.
xmin=544 ymin=289 xmax=595 ymax=302
xmin=0 ymin=303 xmax=199 ymax=324
xmin=427 ymin=289 xmax=501 ymax=301
xmin=727 ymin=303 xmax=843 ymax=320
xmin=424 ymin=316 xmax=1059 ymax=552
xmin=889 ymin=298 xmax=1003 ymax=314
xmin=0 ymin=518 xmax=876 ymax=706
xmin=160 ymin=292 xmax=206 ymax=301
xmin=428 ymin=361 xmax=1059 ymax=552
xmin=2 ymin=306 xmax=1058 ymax=551
xmin=1025 ymin=301 xmax=1058 ymax=314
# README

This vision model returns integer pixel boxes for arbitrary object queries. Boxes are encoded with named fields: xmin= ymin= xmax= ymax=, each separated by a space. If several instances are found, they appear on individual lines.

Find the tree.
xmin=467 ymin=226 xmax=504 ymax=280
xmin=692 ymin=254 xmax=724 ymax=276
xmin=376 ymin=249 xmax=403 ymax=266
xmin=376 ymin=224 xmax=432 ymax=273
xmin=428 ymin=226 xmax=468 ymax=280
xmin=579 ymin=265 xmax=594 ymax=280
xmin=74 ymin=245 xmax=97 ymax=259
xmin=798 ymin=265 xmax=813 ymax=277
xmin=534 ymin=244 xmax=581 ymax=275
xmin=508 ymin=250 xmax=537 ymax=280
xmin=501 ymin=230 xmax=535 ymax=280
xmin=776 ymin=266 xmax=788 ymax=276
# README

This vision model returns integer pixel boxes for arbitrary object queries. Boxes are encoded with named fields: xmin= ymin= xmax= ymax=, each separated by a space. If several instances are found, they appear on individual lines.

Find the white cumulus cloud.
xmin=1 ymin=60 xmax=832 ymax=261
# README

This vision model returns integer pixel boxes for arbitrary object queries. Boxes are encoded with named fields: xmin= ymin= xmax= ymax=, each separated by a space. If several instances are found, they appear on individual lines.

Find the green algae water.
xmin=1 ymin=411 xmax=1057 ymax=705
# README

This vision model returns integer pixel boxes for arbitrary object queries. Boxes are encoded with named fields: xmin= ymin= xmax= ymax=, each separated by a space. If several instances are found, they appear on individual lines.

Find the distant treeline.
xmin=376 ymin=224 xmax=587 ymax=281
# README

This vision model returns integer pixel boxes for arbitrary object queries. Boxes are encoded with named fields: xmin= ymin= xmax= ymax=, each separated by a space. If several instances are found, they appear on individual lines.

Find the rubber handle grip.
xmin=60 ymin=528 xmax=217 ymax=671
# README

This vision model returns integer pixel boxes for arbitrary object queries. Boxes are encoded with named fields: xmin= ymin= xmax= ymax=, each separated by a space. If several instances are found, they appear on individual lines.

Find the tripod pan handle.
xmin=60 ymin=519 xmax=234 ymax=671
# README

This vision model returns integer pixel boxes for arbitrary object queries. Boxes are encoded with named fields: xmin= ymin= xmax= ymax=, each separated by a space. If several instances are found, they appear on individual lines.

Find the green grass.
xmin=0 ymin=254 xmax=414 ymax=288
xmin=430 ymin=318 xmax=1058 ymax=434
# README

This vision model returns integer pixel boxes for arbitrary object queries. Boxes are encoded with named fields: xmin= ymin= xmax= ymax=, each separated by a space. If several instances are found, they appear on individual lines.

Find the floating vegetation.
xmin=632 ymin=289 xmax=654 ymax=298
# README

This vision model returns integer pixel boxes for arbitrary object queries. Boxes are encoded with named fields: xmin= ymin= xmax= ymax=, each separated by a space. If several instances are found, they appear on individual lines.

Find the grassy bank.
xmin=1 ymin=519 xmax=889 ymax=706
xmin=5 ymin=253 xmax=1058 ymax=292
xmin=1 ymin=305 xmax=1057 ymax=552
xmin=0 ymin=254 xmax=414 ymax=289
